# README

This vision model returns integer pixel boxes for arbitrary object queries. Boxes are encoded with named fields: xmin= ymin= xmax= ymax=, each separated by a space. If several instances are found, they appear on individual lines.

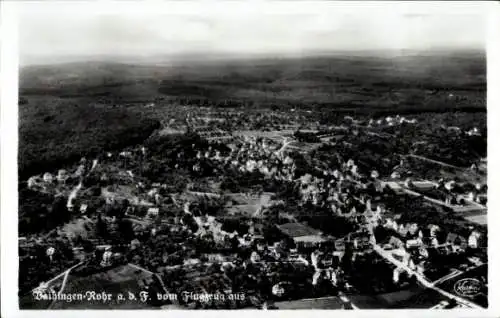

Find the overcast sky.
xmin=17 ymin=1 xmax=490 ymax=65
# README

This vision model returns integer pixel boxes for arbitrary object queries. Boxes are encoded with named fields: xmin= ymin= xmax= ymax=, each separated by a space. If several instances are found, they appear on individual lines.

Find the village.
xmin=19 ymin=109 xmax=488 ymax=309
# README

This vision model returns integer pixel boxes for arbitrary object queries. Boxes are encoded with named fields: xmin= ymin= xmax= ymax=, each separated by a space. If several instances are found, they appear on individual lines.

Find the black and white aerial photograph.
xmin=1 ymin=0 xmax=497 ymax=313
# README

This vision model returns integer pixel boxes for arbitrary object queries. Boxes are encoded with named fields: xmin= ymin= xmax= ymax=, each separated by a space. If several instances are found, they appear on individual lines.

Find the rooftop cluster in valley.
xmin=19 ymin=107 xmax=487 ymax=309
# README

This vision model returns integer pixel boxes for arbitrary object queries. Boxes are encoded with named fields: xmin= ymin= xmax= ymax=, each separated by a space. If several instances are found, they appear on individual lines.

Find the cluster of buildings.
xmin=20 ymin=109 xmax=488 ymax=309
xmin=404 ymin=177 xmax=488 ymax=208
xmin=27 ymin=158 xmax=94 ymax=191
xmin=365 ymin=115 xmax=418 ymax=127
xmin=189 ymin=135 xmax=298 ymax=182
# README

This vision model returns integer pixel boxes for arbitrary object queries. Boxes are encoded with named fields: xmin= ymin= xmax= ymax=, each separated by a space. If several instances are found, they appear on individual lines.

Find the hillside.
xmin=20 ymin=52 xmax=486 ymax=112
xmin=19 ymin=96 xmax=160 ymax=179
xmin=18 ymin=52 xmax=486 ymax=178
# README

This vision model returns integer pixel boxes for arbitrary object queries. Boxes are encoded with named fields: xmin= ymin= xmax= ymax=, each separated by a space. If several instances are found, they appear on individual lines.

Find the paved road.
xmin=402 ymin=153 xmax=485 ymax=184
xmin=128 ymin=263 xmax=170 ymax=296
xmin=372 ymin=245 xmax=482 ymax=309
xmin=431 ymin=270 xmax=463 ymax=286
xmin=401 ymin=187 xmax=455 ymax=209
xmin=275 ymin=138 xmax=293 ymax=156
xmin=401 ymin=186 xmax=487 ymax=218
xmin=46 ymin=261 xmax=85 ymax=309
xmin=404 ymin=154 xmax=463 ymax=170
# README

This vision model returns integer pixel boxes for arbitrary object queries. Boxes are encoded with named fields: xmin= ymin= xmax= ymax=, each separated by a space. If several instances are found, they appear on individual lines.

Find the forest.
xmin=18 ymin=96 xmax=160 ymax=179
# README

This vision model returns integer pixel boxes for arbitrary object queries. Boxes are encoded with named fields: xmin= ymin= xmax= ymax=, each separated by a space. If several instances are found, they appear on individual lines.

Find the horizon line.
xmin=20 ymin=47 xmax=486 ymax=68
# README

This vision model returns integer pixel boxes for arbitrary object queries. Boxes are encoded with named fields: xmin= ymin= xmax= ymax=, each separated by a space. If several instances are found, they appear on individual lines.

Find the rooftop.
xmin=277 ymin=222 xmax=322 ymax=238
xmin=294 ymin=235 xmax=327 ymax=243
xmin=274 ymin=296 xmax=343 ymax=309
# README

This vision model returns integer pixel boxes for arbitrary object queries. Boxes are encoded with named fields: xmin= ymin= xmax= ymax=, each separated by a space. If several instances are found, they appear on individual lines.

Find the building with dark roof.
xmin=277 ymin=223 xmax=326 ymax=247
xmin=274 ymin=296 xmax=344 ymax=309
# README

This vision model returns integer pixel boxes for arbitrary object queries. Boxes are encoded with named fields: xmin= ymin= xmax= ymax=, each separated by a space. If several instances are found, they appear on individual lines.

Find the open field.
xmin=465 ymin=214 xmax=487 ymax=225
xmin=50 ymin=264 xmax=160 ymax=309
xmin=288 ymin=141 xmax=323 ymax=153
xmin=59 ymin=218 xmax=95 ymax=240
xmin=344 ymin=286 xmax=448 ymax=309
xmin=158 ymin=127 xmax=186 ymax=136
xmin=405 ymin=154 xmax=485 ymax=184
xmin=233 ymin=130 xmax=295 ymax=141
xmin=225 ymin=192 xmax=273 ymax=217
